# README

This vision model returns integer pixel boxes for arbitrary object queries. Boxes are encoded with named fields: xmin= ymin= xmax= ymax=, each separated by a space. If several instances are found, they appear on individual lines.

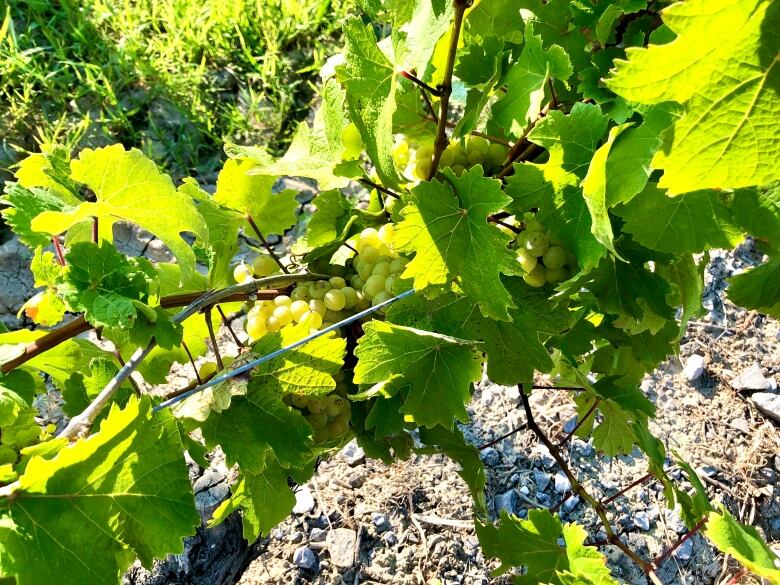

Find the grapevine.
xmin=1 ymin=0 xmax=779 ymax=584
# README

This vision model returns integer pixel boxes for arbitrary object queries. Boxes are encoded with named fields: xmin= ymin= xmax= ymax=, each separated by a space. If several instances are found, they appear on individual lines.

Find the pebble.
xmin=534 ymin=470 xmax=550 ymax=491
xmin=289 ymin=531 xmax=305 ymax=543
xmin=504 ymin=386 xmax=521 ymax=401
xmin=293 ymin=486 xmax=315 ymax=514
xmin=729 ymin=417 xmax=751 ymax=434
xmin=563 ymin=416 xmax=578 ymax=434
xmin=536 ymin=491 xmax=549 ymax=504
xmin=573 ymin=439 xmax=594 ymax=457
xmin=752 ymin=392 xmax=780 ymax=423
xmin=554 ymin=472 xmax=571 ymax=494
xmin=371 ymin=512 xmax=391 ymax=533
xmin=382 ymin=531 xmax=398 ymax=546
xmin=683 ymin=354 xmax=705 ymax=381
xmin=633 ymin=511 xmax=651 ymax=531
xmin=480 ymin=447 xmax=500 ymax=467
xmin=731 ymin=364 xmax=770 ymax=391
xmin=494 ymin=490 xmax=517 ymax=515
xmin=535 ymin=445 xmax=556 ymax=468
xmin=310 ymin=527 xmax=327 ymax=543
xmin=519 ymin=485 xmax=530 ymax=496
xmin=293 ymin=546 xmax=317 ymax=570
xmin=341 ymin=440 xmax=366 ymax=466
xmin=674 ymin=538 xmax=693 ymax=561
xmin=561 ymin=496 xmax=579 ymax=512
xmin=348 ymin=468 xmax=368 ymax=488
xmin=326 ymin=528 xmax=357 ymax=568
xmin=759 ymin=468 xmax=777 ymax=484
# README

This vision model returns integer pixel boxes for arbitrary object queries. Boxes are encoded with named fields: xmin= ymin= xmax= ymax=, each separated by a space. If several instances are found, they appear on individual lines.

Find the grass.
xmin=0 ymin=0 xmax=354 ymax=181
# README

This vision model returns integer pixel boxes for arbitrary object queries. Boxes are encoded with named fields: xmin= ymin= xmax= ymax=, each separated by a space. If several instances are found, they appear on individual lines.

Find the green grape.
xmin=324 ymin=289 xmax=346 ymax=311
xmin=308 ymin=413 xmax=329 ymax=429
xmin=372 ymin=291 xmax=391 ymax=309
xmin=360 ymin=245 xmax=380 ymax=264
xmin=272 ymin=305 xmax=293 ymax=327
xmin=325 ymin=394 xmax=346 ymax=417
xmin=324 ymin=309 xmax=342 ymax=323
xmin=246 ymin=315 xmax=267 ymax=340
xmin=342 ymin=122 xmax=363 ymax=158
xmin=198 ymin=361 xmax=218 ymax=379
xmin=252 ymin=255 xmax=278 ymax=277
xmin=516 ymin=249 xmax=538 ymax=273
xmin=384 ymin=276 xmax=396 ymax=294
xmin=416 ymin=142 xmax=434 ymax=160
xmin=291 ymin=285 xmax=310 ymax=301
xmin=313 ymin=426 xmax=328 ymax=443
xmin=466 ymin=136 xmax=489 ymax=165
xmin=357 ymin=262 xmax=374 ymax=281
xmin=350 ymin=275 xmax=365 ymax=290
xmin=414 ymin=158 xmax=432 ymax=180
xmin=300 ymin=310 xmax=323 ymax=330
xmin=341 ymin=286 xmax=358 ymax=308
xmin=266 ymin=315 xmax=282 ymax=332
xmin=546 ymin=229 xmax=564 ymax=246
xmin=487 ymin=142 xmax=508 ymax=166
xmin=309 ymin=299 xmax=327 ymax=316
xmin=222 ymin=355 xmax=235 ymax=367
xmin=335 ymin=382 xmax=349 ymax=397
xmin=290 ymin=300 xmax=309 ymax=322
xmin=392 ymin=139 xmax=410 ymax=167
xmin=291 ymin=394 xmax=309 ymax=409
xmin=355 ymin=291 xmax=370 ymax=310
xmin=451 ymin=164 xmax=465 ymax=177
xmin=523 ymin=214 xmax=545 ymax=233
xmin=309 ymin=280 xmax=330 ymax=300
xmin=378 ymin=223 xmax=394 ymax=244
xmin=372 ymin=262 xmax=392 ymax=277
xmin=233 ymin=262 xmax=253 ymax=284
xmin=363 ymin=275 xmax=387 ymax=298
xmin=326 ymin=419 xmax=348 ymax=439
xmin=385 ymin=195 xmax=398 ymax=214
xmin=357 ymin=227 xmax=381 ymax=252
xmin=545 ymin=266 xmax=569 ymax=283
xmin=523 ymin=264 xmax=546 ymax=288
xmin=524 ymin=232 xmax=550 ymax=257
xmin=329 ymin=276 xmax=347 ymax=289
xmin=307 ymin=396 xmax=327 ymax=414
xmin=542 ymin=246 xmax=567 ymax=270
xmin=440 ymin=147 xmax=455 ymax=167
xmin=274 ymin=295 xmax=292 ymax=307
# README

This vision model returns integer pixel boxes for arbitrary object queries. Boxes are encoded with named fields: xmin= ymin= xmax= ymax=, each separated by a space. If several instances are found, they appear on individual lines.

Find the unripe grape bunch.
xmin=515 ymin=214 xmax=577 ymax=287
xmin=283 ymin=370 xmax=352 ymax=443
xmin=392 ymin=134 xmax=508 ymax=181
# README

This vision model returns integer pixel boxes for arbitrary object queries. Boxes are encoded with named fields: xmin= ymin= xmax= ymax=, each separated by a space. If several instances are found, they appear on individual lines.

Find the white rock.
xmin=504 ymin=386 xmax=521 ymax=401
xmin=494 ymin=490 xmax=517 ymax=515
xmin=554 ymin=471 xmax=571 ymax=494
xmin=326 ymin=528 xmax=357 ymax=568
xmin=293 ymin=546 xmax=317 ymax=570
xmin=293 ymin=486 xmax=315 ymax=514
xmin=340 ymin=440 xmax=366 ymax=466
xmin=682 ymin=354 xmax=705 ymax=382
xmin=633 ymin=511 xmax=651 ymax=531
xmin=752 ymin=392 xmax=780 ymax=423
xmin=731 ymin=364 xmax=770 ymax=391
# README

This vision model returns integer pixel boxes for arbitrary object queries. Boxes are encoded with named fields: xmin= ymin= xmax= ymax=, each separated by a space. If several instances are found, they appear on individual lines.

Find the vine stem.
xmin=182 ymin=341 xmax=203 ymax=385
xmin=52 ymin=237 xmax=66 ymax=266
xmin=217 ymin=305 xmax=244 ymax=348
xmin=245 ymin=214 xmax=289 ymax=274
xmin=496 ymin=104 xmax=551 ymax=180
xmin=204 ymin=307 xmax=223 ymax=370
xmin=428 ymin=0 xmax=469 ymax=180
xmin=359 ymin=178 xmax=400 ymax=200
xmin=399 ymin=70 xmax=442 ymax=97
xmin=558 ymin=398 xmax=599 ymax=447
xmin=651 ymin=517 xmax=708 ymax=570
xmin=54 ymin=273 xmax=316 ymax=440
xmin=519 ymin=389 xmax=656 ymax=575
xmin=421 ymin=115 xmax=511 ymax=145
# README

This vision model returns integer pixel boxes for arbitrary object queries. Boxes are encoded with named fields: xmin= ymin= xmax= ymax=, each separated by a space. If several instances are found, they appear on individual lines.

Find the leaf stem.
xmin=245 ymin=214 xmax=289 ymax=274
xmin=496 ymin=104 xmax=550 ymax=179
xmin=204 ymin=307 xmax=223 ymax=370
xmin=399 ymin=70 xmax=442 ymax=97
xmin=651 ymin=517 xmax=708 ymax=570
xmin=558 ymin=398 xmax=599 ymax=447
xmin=52 ymin=237 xmax=66 ymax=266
xmin=600 ymin=472 xmax=655 ymax=506
xmin=182 ymin=341 xmax=203 ymax=385
xmin=359 ymin=177 xmax=400 ymax=199
xmin=217 ymin=305 xmax=244 ymax=348
xmin=428 ymin=0 xmax=469 ymax=180
xmin=92 ymin=216 xmax=99 ymax=244
xmin=477 ymin=422 xmax=529 ymax=451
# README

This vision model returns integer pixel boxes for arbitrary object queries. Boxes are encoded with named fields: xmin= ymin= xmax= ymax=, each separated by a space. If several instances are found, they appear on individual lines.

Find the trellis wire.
xmin=153 ymin=288 xmax=416 ymax=413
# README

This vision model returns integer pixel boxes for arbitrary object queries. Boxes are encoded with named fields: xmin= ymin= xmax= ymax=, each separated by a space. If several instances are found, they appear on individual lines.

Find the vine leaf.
xmin=0 ymin=184 xmax=73 ymax=249
xmin=732 ymin=183 xmax=780 ymax=242
xmin=209 ymin=457 xmax=296 ymax=542
xmin=606 ymin=0 xmax=780 ymax=194
xmin=62 ymin=358 xmax=133 ymax=423
xmin=0 ymin=397 xmax=198 ymax=585
xmin=353 ymin=321 xmax=482 ymax=428
xmin=394 ymin=166 xmax=519 ymax=320
xmin=306 ymin=190 xmax=355 ymax=249
xmin=12 ymin=147 xmax=78 ymax=202
xmin=213 ymin=158 xmax=298 ymax=237
xmin=476 ymin=509 xmax=618 ymax=584
xmin=705 ymin=507 xmax=780 ymax=584
xmin=727 ymin=258 xmax=780 ymax=320
xmin=246 ymin=79 xmax=362 ymax=191
xmin=395 ymin=0 xmax=455 ymax=79
xmin=30 ymin=145 xmax=207 ymax=281
xmin=337 ymin=19 xmax=404 ymax=190
xmin=491 ymin=23 xmax=572 ymax=139
xmin=464 ymin=0 xmax=523 ymax=42
xmin=617 ymin=184 xmax=743 ymax=254
xmin=454 ymin=36 xmax=506 ymax=138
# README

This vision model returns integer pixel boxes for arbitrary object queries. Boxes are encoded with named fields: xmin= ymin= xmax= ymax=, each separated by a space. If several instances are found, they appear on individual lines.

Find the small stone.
xmin=382 ymin=531 xmax=398 ymax=546
xmin=554 ymin=472 xmax=571 ymax=494
xmin=289 ymin=531 xmax=305 ymax=543
xmin=310 ymin=527 xmax=327 ymax=543
xmin=293 ymin=546 xmax=317 ymax=570
xmin=535 ymin=445 xmax=556 ymax=468
xmin=480 ymin=447 xmax=500 ymax=467
xmin=759 ymin=468 xmax=777 ymax=484
xmin=341 ymin=440 xmax=366 ymax=466
xmin=504 ymin=386 xmax=521 ymax=401
xmin=729 ymin=417 xmax=751 ymax=434
xmin=633 ymin=511 xmax=651 ymax=531
xmin=769 ymin=377 xmax=778 ymax=390
xmin=666 ymin=509 xmax=687 ymax=534
xmin=752 ymin=392 xmax=780 ymax=423
xmin=494 ymin=490 xmax=517 ymax=515
xmin=534 ymin=470 xmax=550 ymax=491
xmin=371 ymin=512 xmax=391 ymax=533
xmin=293 ymin=486 xmax=316 ymax=514
xmin=326 ymin=528 xmax=357 ymax=568
xmin=731 ymin=365 xmax=770 ymax=391
xmin=563 ymin=416 xmax=578 ymax=434
xmin=536 ymin=491 xmax=549 ymax=504
xmin=562 ymin=496 xmax=579 ymax=512
xmin=573 ymin=439 xmax=594 ymax=457
xmin=347 ymin=468 xmax=368 ymax=488
xmin=683 ymin=354 xmax=705 ymax=382
xmin=519 ymin=485 xmax=530 ymax=496
xmin=674 ymin=538 xmax=693 ymax=561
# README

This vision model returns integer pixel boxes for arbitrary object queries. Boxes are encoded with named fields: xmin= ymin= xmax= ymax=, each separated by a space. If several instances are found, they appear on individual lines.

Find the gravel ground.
xmin=4 ymin=185 xmax=779 ymax=584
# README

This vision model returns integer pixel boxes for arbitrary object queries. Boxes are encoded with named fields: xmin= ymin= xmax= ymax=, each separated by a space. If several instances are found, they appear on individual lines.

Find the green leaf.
xmin=395 ymin=0 xmax=455 ymax=77
xmin=617 ymin=184 xmax=743 ymax=254
xmin=306 ymin=190 xmax=355 ymax=249
xmin=0 ymin=183 xmax=73 ymax=248
xmin=727 ymin=258 xmax=780 ymax=319
xmin=31 ymin=145 xmax=207 ymax=281
xmin=337 ymin=19 xmax=404 ymax=190
xmin=491 ymin=24 xmax=572 ymax=139
xmin=606 ymin=0 xmax=780 ymax=194
xmin=13 ymin=147 xmax=79 ymax=202
xmin=213 ymin=158 xmax=298 ymax=236
xmin=394 ymin=167 xmax=519 ymax=320
xmin=209 ymin=457 xmax=296 ymax=542
xmin=465 ymin=0 xmax=523 ymax=42
xmin=454 ymin=37 xmax=505 ymax=138
xmin=61 ymin=358 xmax=133 ymax=422
xmin=0 ymin=397 xmax=198 ymax=585
xmin=732 ymin=183 xmax=780 ymax=243
xmin=353 ymin=321 xmax=482 ymax=428
xmin=705 ymin=507 xmax=780 ymax=584
xmin=477 ymin=509 xmax=618 ymax=584
xmin=247 ymin=80 xmax=360 ymax=190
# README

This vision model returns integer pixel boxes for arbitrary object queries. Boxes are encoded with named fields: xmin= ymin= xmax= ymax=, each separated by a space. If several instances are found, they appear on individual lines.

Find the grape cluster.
xmin=348 ymin=225 xmax=408 ymax=311
xmin=283 ymin=371 xmax=352 ymax=443
xmin=392 ymin=134 xmax=509 ymax=180
xmin=515 ymin=215 xmax=576 ymax=287
xmin=232 ymin=253 xmax=281 ymax=284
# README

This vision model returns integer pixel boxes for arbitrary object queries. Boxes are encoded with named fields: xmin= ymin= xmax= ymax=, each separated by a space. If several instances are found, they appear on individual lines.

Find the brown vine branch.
xmin=182 ymin=341 xmax=203 ymax=385
xmin=428 ymin=0 xmax=469 ymax=180
xmin=601 ymin=472 xmax=655 ymax=506
xmin=52 ymin=237 xmax=66 ymax=266
xmin=420 ymin=116 xmax=511 ymax=146
xmin=477 ymin=422 xmax=529 ymax=451
xmin=487 ymin=217 xmax=521 ymax=234
xmin=359 ymin=177 xmax=400 ymax=200
xmin=217 ymin=305 xmax=244 ymax=348
xmin=651 ymin=517 xmax=708 ymax=570
xmin=496 ymin=104 xmax=551 ymax=180
xmin=558 ymin=398 xmax=599 ymax=447
xmin=245 ymin=214 xmax=289 ymax=274
xmin=92 ymin=216 xmax=99 ymax=244
xmin=399 ymin=70 xmax=442 ymax=97
xmin=532 ymin=384 xmax=586 ymax=392
xmin=204 ymin=307 xmax=223 ymax=370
